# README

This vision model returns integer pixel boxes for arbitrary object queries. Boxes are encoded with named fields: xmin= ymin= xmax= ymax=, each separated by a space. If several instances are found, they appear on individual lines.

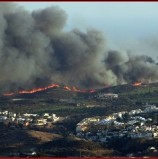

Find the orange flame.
xmin=72 ymin=86 xmax=79 ymax=92
xmin=3 ymin=84 xmax=95 ymax=96
xmin=132 ymin=82 xmax=142 ymax=86
xmin=25 ymin=122 xmax=29 ymax=126
xmin=89 ymin=89 xmax=95 ymax=93
xmin=72 ymin=86 xmax=91 ymax=93
xmin=72 ymin=86 xmax=83 ymax=92
xmin=19 ymin=84 xmax=60 ymax=94
xmin=3 ymin=84 xmax=59 ymax=96
xmin=63 ymin=86 xmax=72 ymax=91
xmin=3 ymin=93 xmax=15 ymax=96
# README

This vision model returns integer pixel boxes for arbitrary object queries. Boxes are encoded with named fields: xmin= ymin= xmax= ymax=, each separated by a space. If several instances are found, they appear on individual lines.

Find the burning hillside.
xmin=0 ymin=3 xmax=158 ymax=93
xmin=3 ymin=84 xmax=95 ymax=96
xmin=132 ymin=82 xmax=142 ymax=87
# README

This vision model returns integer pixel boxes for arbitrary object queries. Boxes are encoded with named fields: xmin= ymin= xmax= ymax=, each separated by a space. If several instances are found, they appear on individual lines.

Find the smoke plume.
xmin=0 ymin=3 xmax=157 ymax=92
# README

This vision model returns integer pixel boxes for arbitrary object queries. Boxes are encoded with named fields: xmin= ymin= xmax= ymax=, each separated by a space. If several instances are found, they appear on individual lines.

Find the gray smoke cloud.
xmin=0 ymin=3 xmax=158 ymax=92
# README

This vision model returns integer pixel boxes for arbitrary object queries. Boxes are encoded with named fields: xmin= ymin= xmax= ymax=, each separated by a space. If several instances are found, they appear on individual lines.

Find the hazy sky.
xmin=16 ymin=2 xmax=158 ymax=58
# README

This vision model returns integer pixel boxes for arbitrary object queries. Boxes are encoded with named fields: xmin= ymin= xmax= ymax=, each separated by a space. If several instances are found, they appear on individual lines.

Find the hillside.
xmin=2 ymin=87 xmax=78 ymax=100
xmin=0 ymin=123 xmax=120 ymax=157
xmin=97 ymin=82 xmax=158 ymax=94
xmin=0 ymin=82 xmax=158 ymax=116
xmin=0 ymin=83 xmax=158 ymax=157
xmin=97 ymin=82 xmax=158 ymax=105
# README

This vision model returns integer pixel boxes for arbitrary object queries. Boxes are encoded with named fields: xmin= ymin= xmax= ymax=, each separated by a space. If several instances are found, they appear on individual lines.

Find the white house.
xmin=97 ymin=93 xmax=118 ymax=100
xmin=33 ymin=118 xmax=47 ymax=126
xmin=9 ymin=112 xmax=16 ymax=117
xmin=51 ymin=113 xmax=60 ymax=122
xmin=23 ymin=113 xmax=38 ymax=117
xmin=0 ymin=116 xmax=7 ymax=121
xmin=129 ymin=132 xmax=153 ymax=138
xmin=98 ymin=119 xmax=113 ymax=125
xmin=2 ymin=111 xmax=8 ymax=115
xmin=129 ymin=109 xmax=142 ymax=115
xmin=43 ymin=113 xmax=49 ymax=117
xmin=76 ymin=125 xmax=88 ymax=132
xmin=153 ymin=132 xmax=158 ymax=138
xmin=143 ymin=105 xmax=158 ymax=113
xmin=16 ymin=117 xmax=25 ymax=123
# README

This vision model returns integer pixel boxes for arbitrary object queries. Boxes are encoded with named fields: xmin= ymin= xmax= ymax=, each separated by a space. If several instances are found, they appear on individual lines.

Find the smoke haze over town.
xmin=0 ymin=2 xmax=158 ymax=92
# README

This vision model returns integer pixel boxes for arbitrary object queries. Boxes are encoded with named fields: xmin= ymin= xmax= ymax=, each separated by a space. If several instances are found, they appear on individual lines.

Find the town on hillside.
xmin=76 ymin=104 xmax=158 ymax=156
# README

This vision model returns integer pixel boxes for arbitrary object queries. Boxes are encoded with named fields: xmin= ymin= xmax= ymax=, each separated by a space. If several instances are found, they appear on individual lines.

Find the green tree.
xmin=122 ymin=113 xmax=130 ymax=122
xmin=116 ymin=117 xmax=122 ymax=122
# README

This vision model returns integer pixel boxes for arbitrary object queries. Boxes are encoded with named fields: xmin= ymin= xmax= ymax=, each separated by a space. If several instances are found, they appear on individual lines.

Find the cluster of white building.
xmin=76 ymin=104 xmax=158 ymax=143
xmin=0 ymin=110 xmax=60 ymax=127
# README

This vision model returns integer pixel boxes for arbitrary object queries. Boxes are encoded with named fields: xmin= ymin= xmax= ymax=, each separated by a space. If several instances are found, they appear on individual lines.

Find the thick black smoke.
xmin=0 ymin=3 xmax=158 ymax=92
